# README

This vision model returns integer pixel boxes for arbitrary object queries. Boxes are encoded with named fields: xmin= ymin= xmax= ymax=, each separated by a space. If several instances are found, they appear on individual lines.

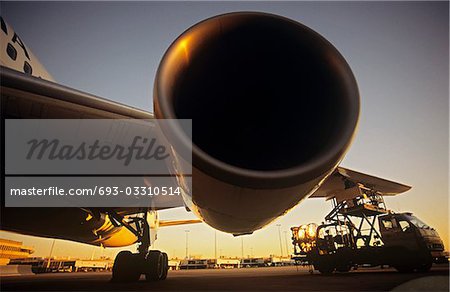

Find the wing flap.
xmin=311 ymin=166 xmax=411 ymax=200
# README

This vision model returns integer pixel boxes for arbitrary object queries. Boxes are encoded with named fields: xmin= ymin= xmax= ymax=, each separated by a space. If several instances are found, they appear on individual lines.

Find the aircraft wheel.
xmin=112 ymin=251 xmax=141 ymax=282
xmin=161 ymin=252 xmax=169 ymax=280
xmin=145 ymin=250 xmax=166 ymax=281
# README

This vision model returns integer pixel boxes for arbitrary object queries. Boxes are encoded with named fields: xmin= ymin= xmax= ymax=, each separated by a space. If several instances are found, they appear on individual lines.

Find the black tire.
xmin=313 ymin=255 xmax=336 ymax=275
xmin=112 ymin=251 xmax=141 ymax=282
xmin=416 ymin=261 xmax=432 ymax=273
xmin=336 ymin=263 xmax=351 ymax=273
xmin=145 ymin=250 xmax=165 ymax=281
xmin=315 ymin=261 xmax=335 ymax=274
xmin=318 ymin=265 xmax=335 ymax=274
xmin=394 ymin=265 xmax=415 ymax=273
xmin=160 ymin=252 xmax=169 ymax=280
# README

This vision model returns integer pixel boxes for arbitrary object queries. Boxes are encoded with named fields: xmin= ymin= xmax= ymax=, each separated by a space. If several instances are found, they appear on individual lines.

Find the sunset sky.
xmin=1 ymin=1 xmax=448 ymax=260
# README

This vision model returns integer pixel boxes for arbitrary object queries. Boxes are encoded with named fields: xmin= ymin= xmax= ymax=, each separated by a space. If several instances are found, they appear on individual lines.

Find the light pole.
xmin=48 ymin=239 xmax=56 ymax=259
xmin=215 ymin=231 xmax=218 ymax=260
xmin=185 ymin=230 xmax=190 ymax=259
xmin=241 ymin=237 xmax=244 ymax=259
xmin=90 ymin=245 xmax=96 ymax=260
xmin=47 ymin=239 xmax=56 ymax=269
xmin=283 ymin=230 xmax=290 ymax=256
xmin=276 ymin=224 xmax=284 ymax=257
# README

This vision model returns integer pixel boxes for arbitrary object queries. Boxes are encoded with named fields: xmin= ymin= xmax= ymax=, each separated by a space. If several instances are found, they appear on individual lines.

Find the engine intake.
xmin=154 ymin=12 xmax=359 ymax=234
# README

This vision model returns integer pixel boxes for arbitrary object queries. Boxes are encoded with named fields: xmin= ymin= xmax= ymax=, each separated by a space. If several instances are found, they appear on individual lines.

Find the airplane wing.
xmin=1 ymin=66 xmax=188 ymax=247
xmin=1 ymin=65 xmax=184 ymax=207
xmin=310 ymin=166 xmax=411 ymax=201
xmin=1 ymin=66 xmax=153 ymax=119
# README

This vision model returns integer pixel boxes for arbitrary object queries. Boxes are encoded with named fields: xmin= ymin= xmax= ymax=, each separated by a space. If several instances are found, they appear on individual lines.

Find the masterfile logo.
xmin=5 ymin=119 xmax=192 ymax=175
xmin=25 ymin=136 xmax=170 ymax=166
xmin=4 ymin=119 xmax=192 ymax=208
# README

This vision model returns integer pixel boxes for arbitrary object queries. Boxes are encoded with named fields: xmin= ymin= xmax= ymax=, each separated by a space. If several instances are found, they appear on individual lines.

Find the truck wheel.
xmin=394 ymin=265 xmax=415 ymax=273
xmin=336 ymin=263 xmax=351 ymax=273
xmin=316 ymin=263 xmax=335 ymax=274
xmin=318 ymin=265 xmax=335 ymax=274
xmin=416 ymin=261 xmax=432 ymax=273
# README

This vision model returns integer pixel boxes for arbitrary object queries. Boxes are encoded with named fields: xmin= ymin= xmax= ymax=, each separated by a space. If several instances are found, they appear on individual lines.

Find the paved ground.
xmin=1 ymin=265 xmax=448 ymax=291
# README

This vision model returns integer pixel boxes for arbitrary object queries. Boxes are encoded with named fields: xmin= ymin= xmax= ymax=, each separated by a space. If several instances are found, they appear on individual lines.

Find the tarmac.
xmin=1 ymin=264 xmax=448 ymax=291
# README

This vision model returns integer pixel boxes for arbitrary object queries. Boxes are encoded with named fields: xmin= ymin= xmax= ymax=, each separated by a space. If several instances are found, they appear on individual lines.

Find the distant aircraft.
xmin=0 ymin=12 xmax=411 ymax=282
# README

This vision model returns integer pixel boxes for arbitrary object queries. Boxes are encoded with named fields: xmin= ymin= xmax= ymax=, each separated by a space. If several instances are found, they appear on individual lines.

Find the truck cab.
xmin=379 ymin=212 xmax=446 ymax=268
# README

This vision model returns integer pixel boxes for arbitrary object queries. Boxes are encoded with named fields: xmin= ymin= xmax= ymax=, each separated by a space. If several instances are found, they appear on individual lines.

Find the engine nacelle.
xmin=154 ymin=12 xmax=359 ymax=235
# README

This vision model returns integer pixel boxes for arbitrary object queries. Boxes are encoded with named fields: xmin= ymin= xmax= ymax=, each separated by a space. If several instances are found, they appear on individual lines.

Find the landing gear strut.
xmin=109 ymin=210 xmax=168 ymax=282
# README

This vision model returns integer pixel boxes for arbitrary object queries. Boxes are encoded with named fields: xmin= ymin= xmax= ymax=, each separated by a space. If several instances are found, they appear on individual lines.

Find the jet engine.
xmin=154 ymin=12 xmax=359 ymax=235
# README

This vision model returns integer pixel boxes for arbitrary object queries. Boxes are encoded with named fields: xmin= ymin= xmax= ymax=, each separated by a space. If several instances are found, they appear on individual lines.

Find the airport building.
xmin=179 ymin=258 xmax=241 ymax=269
xmin=8 ymin=257 xmax=114 ymax=273
xmin=177 ymin=257 xmax=295 ymax=270
xmin=0 ymin=239 xmax=35 ymax=265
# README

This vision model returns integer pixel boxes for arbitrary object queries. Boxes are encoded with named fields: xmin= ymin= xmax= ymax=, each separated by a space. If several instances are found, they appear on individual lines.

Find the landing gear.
xmin=112 ymin=251 xmax=141 ymax=282
xmin=112 ymin=250 xmax=168 ymax=282
xmin=109 ymin=210 xmax=168 ymax=282
xmin=145 ymin=251 xmax=168 ymax=281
